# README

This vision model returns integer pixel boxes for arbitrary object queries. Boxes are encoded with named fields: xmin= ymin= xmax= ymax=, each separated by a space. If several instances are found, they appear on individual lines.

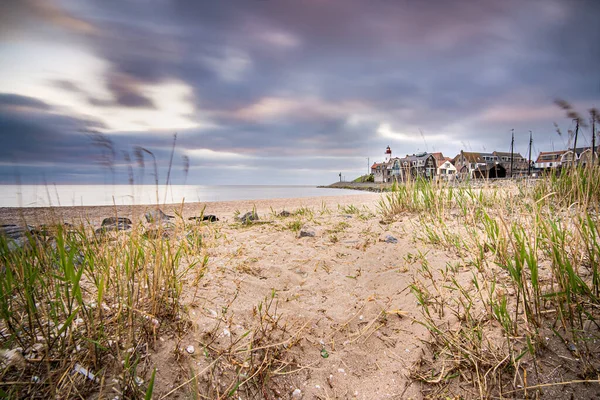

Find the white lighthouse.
xmin=385 ymin=146 xmax=392 ymax=162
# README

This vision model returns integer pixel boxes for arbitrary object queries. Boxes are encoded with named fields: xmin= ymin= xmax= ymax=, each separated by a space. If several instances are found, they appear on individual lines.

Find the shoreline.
xmin=317 ymin=181 xmax=393 ymax=192
xmin=0 ymin=193 xmax=383 ymax=226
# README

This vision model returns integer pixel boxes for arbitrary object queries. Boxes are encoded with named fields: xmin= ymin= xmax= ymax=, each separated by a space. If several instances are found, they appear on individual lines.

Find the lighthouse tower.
xmin=385 ymin=146 xmax=392 ymax=162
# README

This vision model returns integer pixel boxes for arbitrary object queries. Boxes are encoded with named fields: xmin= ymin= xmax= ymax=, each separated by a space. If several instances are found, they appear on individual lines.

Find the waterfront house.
xmin=535 ymin=150 xmax=566 ymax=170
xmin=371 ymin=162 xmax=387 ymax=183
xmin=493 ymin=151 xmax=528 ymax=176
xmin=398 ymin=152 xmax=437 ymax=180
xmin=453 ymin=150 xmax=509 ymax=179
xmin=437 ymin=159 xmax=457 ymax=180
xmin=453 ymin=151 xmax=485 ymax=179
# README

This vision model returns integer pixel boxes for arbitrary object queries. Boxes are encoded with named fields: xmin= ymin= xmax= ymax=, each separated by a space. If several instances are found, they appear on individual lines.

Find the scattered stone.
xmin=188 ymin=215 xmax=219 ymax=222
xmin=186 ymin=345 xmax=195 ymax=354
xmin=95 ymin=222 xmax=131 ymax=234
xmin=101 ymin=217 xmax=132 ymax=226
xmin=0 ymin=224 xmax=39 ymax=250
xmin=238 ymin=211 xmax=259 ymax=224
xmin=292 ymin=388 xmax=302 ymax=398
xmin=299 ymin=227 xmax=316 ymax=238
xmin=382 ymin=234 xmax=398 ymax=244
xmin=144 ymin=209 xmax=174 ymax=223
xmin=278 ymin=210 xmax=292 ymax=217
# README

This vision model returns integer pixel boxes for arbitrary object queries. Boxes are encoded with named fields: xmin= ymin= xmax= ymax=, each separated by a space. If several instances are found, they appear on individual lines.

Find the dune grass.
xmin=0 ymin=216 xmax=207 ymax=398
xmin=381 ymin=167 xmax=600 ymax=398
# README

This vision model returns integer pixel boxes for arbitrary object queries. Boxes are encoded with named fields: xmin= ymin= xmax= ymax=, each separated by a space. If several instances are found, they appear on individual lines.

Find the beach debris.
xmin=278 ymin=210 xmax=292 ymax=217
xmin=1 ymin=348 xmax=26 ymax=369
xmin=299 ymin=227 xmax=316 ymax=238
xmin=382 ymin=234 xmax=398 ymax=244
xmin=186 ymin=345 xmax=195 ymax=354
xmin=144 ymin=209 xmax=174 ymax=223
xmin=292 ymin=388 xmax=302 ymax=398
xmin=72 ymin=363 xmax=98 ymax=382
xmin=188 ymin=215 xmax=219 ymax=222
xmin=320 ymin=348 xmax=329 ymax=358
xmin=237 ymin=211 xmax=259 ymax=224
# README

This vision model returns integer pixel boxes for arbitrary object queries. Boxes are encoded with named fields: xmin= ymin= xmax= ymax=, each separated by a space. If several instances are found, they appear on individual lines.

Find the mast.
xmin=572 ymin=118 xmax=580 ymax=168
xmin=592 ymin=110 xmax=597 ymax=166
xmin=510 ymin=129 xmax=514 ymax=178
xmin=528 ymin=130 xmax=533 ymax=176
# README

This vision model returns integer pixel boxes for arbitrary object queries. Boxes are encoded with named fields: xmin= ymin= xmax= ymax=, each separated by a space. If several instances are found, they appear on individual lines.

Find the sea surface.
xmin=0 ymin=185 xmax=366 ymax=208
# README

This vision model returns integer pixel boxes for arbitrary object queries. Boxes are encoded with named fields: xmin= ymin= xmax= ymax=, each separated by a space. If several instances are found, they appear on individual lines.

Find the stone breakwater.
xmin=319 ymin=177 xmax=539 ymax=192
xmin=317 ymin=182 xmax=392 ymax=192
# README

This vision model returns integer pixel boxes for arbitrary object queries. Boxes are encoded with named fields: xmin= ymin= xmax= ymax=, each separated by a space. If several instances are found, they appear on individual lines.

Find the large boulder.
xmin=0 ymin=224 xmax=39 ymax=250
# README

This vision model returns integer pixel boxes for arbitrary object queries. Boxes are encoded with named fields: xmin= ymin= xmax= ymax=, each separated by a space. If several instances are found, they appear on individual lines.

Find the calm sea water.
xmin=0 ymin=185 xmax=366 ymax=208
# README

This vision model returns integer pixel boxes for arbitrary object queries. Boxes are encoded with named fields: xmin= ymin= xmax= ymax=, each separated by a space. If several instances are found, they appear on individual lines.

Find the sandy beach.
xmin=0 ymin=193 xmax=380 ymax=226
xmin=1 ymin=193 xmax=435 ymax=398
xmin=3 ymin=182 xmax=598 ymax=399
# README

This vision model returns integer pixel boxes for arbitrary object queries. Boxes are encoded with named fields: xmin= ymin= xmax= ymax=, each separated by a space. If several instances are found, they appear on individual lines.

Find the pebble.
xmin=299 ymin=227 xmax=316 ymax=238
xmin=383 ymin=235 xmax=398 ymax=244
xmin=292 ymin=388 xmax=302 ymax=398
xmin=186 ymin=345 xmax=195 ymax=354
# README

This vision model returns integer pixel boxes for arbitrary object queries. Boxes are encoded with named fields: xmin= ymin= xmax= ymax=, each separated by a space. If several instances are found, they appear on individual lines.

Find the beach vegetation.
xmin=0 ymin=218 xmax=203 ymax=398
xmin=381 ymin=166 xmax=600 ymax=398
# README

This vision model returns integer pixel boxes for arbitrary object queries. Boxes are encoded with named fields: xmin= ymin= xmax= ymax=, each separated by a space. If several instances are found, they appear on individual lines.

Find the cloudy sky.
xmin=0 ymin=0 xmax=598 ymax=185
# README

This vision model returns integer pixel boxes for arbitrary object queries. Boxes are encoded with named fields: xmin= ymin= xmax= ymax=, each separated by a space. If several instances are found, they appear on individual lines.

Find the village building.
xmin=572 ymin=147 xmax=600 ymax=167
xmin=437 ymin=158 xmax=457 ymax=180
xmin=371 ymin=147 xmax=437 ymax=182
xmin=535 ymin=147 xmax=599 ymax=170
xmin=493 ymin=151 xmax=529 ymax=176
xmin=453 ymin=151 xmax=507 ymax=179
xmin=453 ymin=151 xmax=485 ymax=179
xmin=398 ymin=152 xmax=437 ymax=180
xmin=535 ymin=150 xmax=567 ymax=170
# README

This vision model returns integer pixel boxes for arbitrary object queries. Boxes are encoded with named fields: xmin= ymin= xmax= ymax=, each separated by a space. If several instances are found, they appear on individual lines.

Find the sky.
xmin=0 ymin=0 xmax=598 ymax=185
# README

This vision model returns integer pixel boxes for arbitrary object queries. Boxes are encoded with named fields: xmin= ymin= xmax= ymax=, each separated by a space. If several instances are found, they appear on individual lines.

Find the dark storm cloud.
xmin=0 ymin=93 xmax=51 ymax=111
xmin=0 ymin=94 xmax=105 ymax=164
xmin=1 ymin=0 xmax=599 ymax=183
